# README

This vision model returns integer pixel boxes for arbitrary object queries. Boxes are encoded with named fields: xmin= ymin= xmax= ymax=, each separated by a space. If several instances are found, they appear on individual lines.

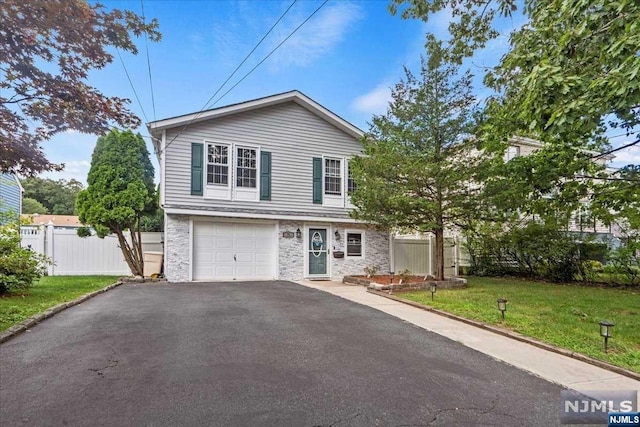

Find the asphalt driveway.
xmin=1 ymin=281 xmax=563 ymax=426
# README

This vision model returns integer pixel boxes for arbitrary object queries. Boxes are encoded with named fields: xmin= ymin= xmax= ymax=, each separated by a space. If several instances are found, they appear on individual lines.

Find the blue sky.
xmin=42 ymin=0 xmax=638 ymax=184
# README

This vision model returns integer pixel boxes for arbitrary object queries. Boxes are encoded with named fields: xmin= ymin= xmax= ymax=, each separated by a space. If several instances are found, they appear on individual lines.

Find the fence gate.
xmin=392 ymin=237 xmax=461 ymax=277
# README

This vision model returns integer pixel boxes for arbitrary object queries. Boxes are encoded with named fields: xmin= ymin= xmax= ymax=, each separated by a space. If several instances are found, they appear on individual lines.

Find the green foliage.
xmin=1 ymin=0 xmax=161 ymax=175
xmin=0 ymin=220 xmax=49 ymax=294
xmin=76 ymin=226 xmax=92 ymax=238
xmin=591 ymin=165 xmax=640 ymax=239
xmin=607 ymin=244 xmax=640 ymax=286
xmin=351 ymin=43 xmax=483 ymax=279
xmin=21 ymin=197 xmax=49 ymax=215
xmin=21 ymin=177 xmax=83 ymax=215
xmin=465 ymin=221 xmax=594 ymax=282
xmin=76 ymin=129 xmax=156 ymax=276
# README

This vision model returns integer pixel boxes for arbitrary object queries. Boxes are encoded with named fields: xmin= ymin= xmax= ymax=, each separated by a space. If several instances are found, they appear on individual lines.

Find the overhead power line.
xmin=162 ymin=0 xmax=330 ymax=152
xmin=116 ymin=47 xmax=148 ymax=123
xmin=141 ymin=0 xmax=157 ymax=122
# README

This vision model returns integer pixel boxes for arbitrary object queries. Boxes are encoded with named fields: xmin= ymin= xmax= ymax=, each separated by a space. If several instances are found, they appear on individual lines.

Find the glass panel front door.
xmin=308 ymin=228 xmax=327 ymax=276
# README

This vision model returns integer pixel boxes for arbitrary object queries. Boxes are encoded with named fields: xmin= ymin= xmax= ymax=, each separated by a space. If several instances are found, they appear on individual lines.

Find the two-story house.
xmin=148 ymin=91 xmax=390 ymax=282
xmin=0 ymin=172 xmax=23 ymax=224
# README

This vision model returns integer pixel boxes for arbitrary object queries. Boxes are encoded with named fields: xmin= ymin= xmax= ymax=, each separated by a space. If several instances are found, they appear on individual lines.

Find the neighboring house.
xmin=148 ymin=91 xmax=390 ymax=282
xmin=0 ymin=172 xmax=23 ymax=223
xmin=21 ymin=214 xmax=83 ymax=228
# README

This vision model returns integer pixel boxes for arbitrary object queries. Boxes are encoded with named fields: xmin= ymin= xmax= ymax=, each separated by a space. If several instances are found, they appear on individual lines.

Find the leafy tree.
xmin=390 ymin=0 xmax=640 ymax=156
xmin=21 ymin=177 xmax=83 ymax=215
xmin=0 ymin=0 xmax=160 ymax=175
xmin=76 ymin=129 xmax=156 ymax=277
xmin=21 ymin=197 xmax=49 ymax=215
xmin=350 ymin=44 xmax=481 ymax=280
xmin=591 ymin=165 xmax=640 ymax=240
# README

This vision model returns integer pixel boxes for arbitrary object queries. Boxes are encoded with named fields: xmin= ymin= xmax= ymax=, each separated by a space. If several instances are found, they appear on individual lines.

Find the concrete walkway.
xmin=296 ymin=280 xmax=640 ymax=394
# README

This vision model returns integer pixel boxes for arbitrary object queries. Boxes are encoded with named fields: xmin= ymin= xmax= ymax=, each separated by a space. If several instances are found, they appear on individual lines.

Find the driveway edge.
xmin=368 ymin=289 xmax=640 ymax=382
xmin=0 ymin=280 xmax=124 ymax=344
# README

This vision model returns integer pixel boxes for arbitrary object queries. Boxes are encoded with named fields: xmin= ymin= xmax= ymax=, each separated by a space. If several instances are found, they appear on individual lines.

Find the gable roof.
xmin=147 ymin=90 xmax=364 ymax=149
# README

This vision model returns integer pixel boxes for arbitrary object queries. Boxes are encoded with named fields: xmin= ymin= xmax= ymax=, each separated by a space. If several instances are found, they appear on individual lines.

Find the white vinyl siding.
xmin=164 ymin=102 xmax=362 ymax=217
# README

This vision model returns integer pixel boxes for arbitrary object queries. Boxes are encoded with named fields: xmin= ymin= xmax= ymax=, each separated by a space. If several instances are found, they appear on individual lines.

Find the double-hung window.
xmin=207 ymin=144 xmax=229 ymax=186
xmin=346 ymin=231 xmax=363 ymax=257
xmin=236 ymin=147 xmax=257 ymax=188
xmin=324 ymin=158 xmax=342 ymax=196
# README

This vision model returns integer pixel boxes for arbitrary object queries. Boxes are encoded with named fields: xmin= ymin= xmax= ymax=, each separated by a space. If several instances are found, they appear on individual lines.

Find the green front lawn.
xmin=401 ymin=277 xmax=640 ymax=373
xmin=0 ymin=276 xmax=119 ymax=332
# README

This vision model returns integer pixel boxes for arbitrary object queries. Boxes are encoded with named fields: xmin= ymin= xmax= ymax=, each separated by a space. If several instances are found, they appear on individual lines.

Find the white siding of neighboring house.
xmin=162 ymin=101 xmax=362 ymax=218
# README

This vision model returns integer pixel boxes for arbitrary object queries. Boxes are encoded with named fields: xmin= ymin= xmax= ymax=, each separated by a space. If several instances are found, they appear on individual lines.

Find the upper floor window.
xmin=505 ymin=145 xmax=520 ymax=161
xmin=236 ymin=147 xmax=257 ymax=188
xmin=207 ymin=144 xmax=229 ymax=185
xmin=325 ymin=158 xmax=342 ymax=196
xmin=347 ymin=162 xmax=357 ymax=195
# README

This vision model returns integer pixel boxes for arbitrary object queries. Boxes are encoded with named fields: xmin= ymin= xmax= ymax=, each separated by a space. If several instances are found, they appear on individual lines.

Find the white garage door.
xmin=193 ymin=221 xmax=277 ymax=281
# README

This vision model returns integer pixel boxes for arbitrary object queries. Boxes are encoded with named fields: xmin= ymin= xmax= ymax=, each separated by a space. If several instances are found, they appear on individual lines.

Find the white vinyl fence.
xmin=20 ymin=224 xmax=162 ymax=276
xmin=391 ymin=236 xmax=469 ymax=277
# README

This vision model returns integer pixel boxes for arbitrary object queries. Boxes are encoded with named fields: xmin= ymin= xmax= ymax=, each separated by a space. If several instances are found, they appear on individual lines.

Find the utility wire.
xmin=208 ymin=0 xmax=329 ymax=109
xmin=116 ymin=47 xmax=149 ymax=123
xmin=141 ymin=0 xmax=157 ymax=121
xmin=163 ymin=0 xmax=327 ymax=152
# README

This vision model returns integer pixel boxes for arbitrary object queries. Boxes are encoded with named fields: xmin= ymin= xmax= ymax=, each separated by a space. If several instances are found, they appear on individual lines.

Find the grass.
xmin=0 ymin=276 xmax=119 ymax=332
xmin=401 ymin=277 xmax=640 ymax=374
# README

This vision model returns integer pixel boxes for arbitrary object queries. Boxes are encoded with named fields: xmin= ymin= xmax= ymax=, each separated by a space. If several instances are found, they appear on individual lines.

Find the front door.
xmin=308 ymin=228 xmax=328 ymax=276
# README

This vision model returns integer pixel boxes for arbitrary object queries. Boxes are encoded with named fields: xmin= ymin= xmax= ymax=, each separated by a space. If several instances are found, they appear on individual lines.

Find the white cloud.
xmin=41 ymin=160 xmax=91 ymax=184
xmin=610 ymin=142 xmax=640 ymax=167
xmin=351 ymin=84 xmax=392 ymax=116
xmin=269 ymin=2 xmax=364 ymax=69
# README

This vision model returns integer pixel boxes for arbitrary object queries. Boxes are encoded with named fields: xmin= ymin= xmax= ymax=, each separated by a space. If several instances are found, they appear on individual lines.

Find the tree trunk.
xmin=435 ymin=227 xmax=445 ymax=281
xmin=115 ymin=227 xmax=144 ymax=277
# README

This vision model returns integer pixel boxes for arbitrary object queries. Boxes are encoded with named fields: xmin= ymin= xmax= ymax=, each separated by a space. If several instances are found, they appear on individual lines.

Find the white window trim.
xmin=345 ymin=159 xmax=355 ymax=208
xmin=233 ymin=144 xmax=261 ymax=201
xmin=202 ymin=140 xmax=261 ymax=201
xmin=345 ymin=229 xmax=365 ymax=259
xmin=322 ymin=155 xmax=344 ymax=207
xmin=505 ymin=145 xmax=520 ymax=162
xmin=205 ymin=142 xmax=231 ymax=187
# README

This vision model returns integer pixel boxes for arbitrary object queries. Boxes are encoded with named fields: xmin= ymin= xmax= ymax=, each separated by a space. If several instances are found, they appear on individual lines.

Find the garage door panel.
xmin=192 ymin=221 xmax=276 ymax=281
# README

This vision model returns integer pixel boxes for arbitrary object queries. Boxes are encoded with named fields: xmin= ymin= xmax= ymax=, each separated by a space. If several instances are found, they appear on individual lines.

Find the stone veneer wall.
xmin=165 ymin=214 xmax=191 ymax=282
xmin=278 ymin=220 xmax=305 ymax=280
xmin=164 ymin=215 xmax=390 ymax=282
xmin=330 ymin=223 xmax=390 ymax=279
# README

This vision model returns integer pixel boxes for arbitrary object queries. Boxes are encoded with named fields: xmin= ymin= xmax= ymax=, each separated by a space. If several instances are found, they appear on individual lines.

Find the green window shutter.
xmin=312 ymin=157 xmax=323 ymax=204
xmin=260 ymin=151 xmax=271 ymax=201
xmin=191 ymin=143 xmax=203 ymax=196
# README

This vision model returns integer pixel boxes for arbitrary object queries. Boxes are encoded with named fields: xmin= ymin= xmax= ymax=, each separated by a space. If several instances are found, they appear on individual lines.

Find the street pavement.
xmin=1 ymin=281 xmax=564 ymax=426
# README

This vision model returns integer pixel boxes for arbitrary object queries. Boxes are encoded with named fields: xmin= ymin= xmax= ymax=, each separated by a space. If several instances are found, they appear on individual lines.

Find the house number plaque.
xmin=282 ymin=231 xmax=295 ymax=238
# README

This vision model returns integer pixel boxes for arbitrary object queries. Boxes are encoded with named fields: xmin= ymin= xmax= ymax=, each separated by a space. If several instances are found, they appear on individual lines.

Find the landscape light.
xmin=497 ymin=298 xmax=508 ymax=320
xmin=389 ymin=271 xmax=394 ymax=284
xmin=430 ymin=283 xmax=437 ymax=301
xmin=599 ymin=320 xmax=614 ymax=353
